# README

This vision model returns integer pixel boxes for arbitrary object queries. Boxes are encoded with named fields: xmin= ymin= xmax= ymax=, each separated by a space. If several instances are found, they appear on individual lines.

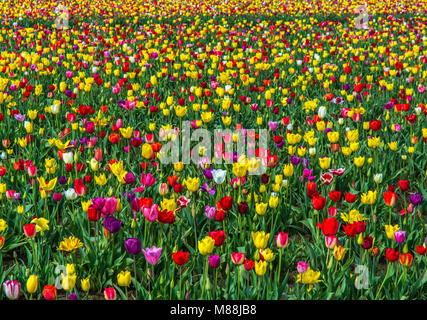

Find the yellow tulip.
xmin=354 ymin=156 xmax=365 ymax=168
xmin=254 ymin=260 xmax=267 ymax=276
xmin=119 ymin=126 xmax=133 ymax=139
xmin=198 ymin=236 xmax=215 ymax=256
xmin=283 ymin=163 xmax=294 ymax=177
xmin=26 ymin=275 xmax=38 ymax=294
xmin=95 ymin=173 xmax=107 ymax=186
xmin=141 ymin=143 xmax=153 ymax=159
xmin=81 ymin=278 xmax=90 ymax=292
xmin=256 ymin=202 xmax=268 ymax=215
xmin=117 ymin=270 xmax=132 ymax=287
xmin=251 ymin=231 xmax=270 ymax=249
xmin=184 ymin=177 xmax=200 ymax=192
xmin=319 ymin=157 xmax=331 ymax=170
xmin=385 ymin=224 xmax=400 ymax=239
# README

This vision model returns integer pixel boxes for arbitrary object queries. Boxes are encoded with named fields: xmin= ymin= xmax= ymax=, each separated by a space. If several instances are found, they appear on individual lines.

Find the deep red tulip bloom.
xmin=244 ymin=259 xmax=255 ymax=271
xmin=312 ymin=195 xmax=326 ymax=210
xmin=87 ymin=205 xmax=100 ymax=222
xmin=172 ymin=251 xmax=189 ymax=265
xmin=397 ymin=180 xmax=410 ymax=192
xmin=238 ymin=201 xmax=248 ymax=214
xmin=329 ymin=191 xmax=341 ymax=202
xmin=317 ymin=217 xmax=339 ymax=236
xmin=416 ymin=245 xmax=427 ymax=255
xmin=220 ymin=196 xmax=233 ymax=211
xmin=344 ymin=192 xmax=357 ymax=203
xmin=209 ymin=230 xmax=225 ymax=247
xmin=385 ymin=248 xmax=400 ymax=262
xmin=157 ymin=209 xmax=176 ymax=224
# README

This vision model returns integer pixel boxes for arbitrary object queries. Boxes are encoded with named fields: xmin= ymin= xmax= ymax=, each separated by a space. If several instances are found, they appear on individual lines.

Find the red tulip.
xmin=416 ymin=245 xmax=427 ymax=255
xmin=23 ymin=224 xmax=36 ymax=238
xmin=397 ymin=180 xmax=410 ymax=192
xmin=231 ymin=252 xmax=245 ymax=265
xmin=383 ymin=191 xmax=397 ymax=207
xmin=244 ymin=259 xmax=255 ymax=271
xmin=344 ymin=192 xmax=357 ymax=203
xmin=385 ymin=248 xmax=400 ymax=262
xmin=220 ymin=196 xmax=233 ymax=211
xmin=369 ymin=120 xmax=382 ymax=131
xmin=329 ymin=191 xmax=341 ymax=202
xmin=317 ymin=217 xmax=339 ymax=236
xmin=172 ymin=251 xmax=189 ymax=265
xmin=209 ymin=230 xmax=225 ymax=247
xmin=312 ymin=195 xmax=326 ymax=210
xmin=42 ymin=285 xmax=57 ymax=300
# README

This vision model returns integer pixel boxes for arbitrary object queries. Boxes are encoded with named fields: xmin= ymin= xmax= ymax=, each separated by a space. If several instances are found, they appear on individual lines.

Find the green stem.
xmin=201 ymin=255 xmax=208 ymax=299
xmin=375 ymin=263 xmax=390 ymax=300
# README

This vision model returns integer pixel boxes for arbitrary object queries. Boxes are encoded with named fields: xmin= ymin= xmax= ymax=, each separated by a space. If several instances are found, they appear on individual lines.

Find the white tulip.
xmin=63 ymin=152 xmax=74 ymax=164
xmin=65 ymin=188 xmax=77 ymax=200
xmin=318 ymin=106 xmax=327 ymax=119
xmin=373 ymin=174 xmax=383 ymax=184
xmin=212 ymin=169 xmax=227 ymax=185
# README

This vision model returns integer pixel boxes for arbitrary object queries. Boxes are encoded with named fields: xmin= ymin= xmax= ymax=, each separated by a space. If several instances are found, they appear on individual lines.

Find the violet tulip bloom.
xmin=125 ymin=238 xmax=141 ymax=255
xmin=209 ymin=254 xmax=221 ymax=269
xmin=103 ymin=216 xmax=122 ymax=234
xmin=394 ymin=230 xmax=406 ymax=243
xmin=410 ymin=193 xmax=423 ymax=206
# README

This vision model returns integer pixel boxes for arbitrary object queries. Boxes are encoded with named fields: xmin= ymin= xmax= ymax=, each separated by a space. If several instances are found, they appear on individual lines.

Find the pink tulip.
xmin=141 ymin=172 xmax=156 ymax=187
xmin=101 ymin=197 xmax=118 ymax=217
xmin=276 ymin=232 xmax=289 ymax=248
xmin=142 ymin=204 xmax=159 ymax=222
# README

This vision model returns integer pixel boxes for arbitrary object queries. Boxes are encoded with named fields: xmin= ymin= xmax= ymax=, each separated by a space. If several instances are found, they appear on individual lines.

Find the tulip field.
xmin=0 ymin=0 xmax=426 ymax=301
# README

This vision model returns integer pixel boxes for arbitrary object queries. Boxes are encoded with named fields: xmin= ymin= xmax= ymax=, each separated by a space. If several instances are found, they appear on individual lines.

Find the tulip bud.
xmin=26 ymin=275 xmax=38 ymax=294
xmin=357 ymin=233 xmax=364 ymax=245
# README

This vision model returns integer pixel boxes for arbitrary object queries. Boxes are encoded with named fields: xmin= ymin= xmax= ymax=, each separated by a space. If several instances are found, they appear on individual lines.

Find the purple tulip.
xmin=209 ymin=254 xmax=221 ymax=269
xmin=103 ymin=216 xmax=122 ymax=234
xmin=142 ymin=246 xmax=162 ymax=265
xmin=394 ymin=230 xmax=406 ymax=243
xmin=124 ymin=172 xmax=136 ymax=185
xmin=410 ymin=193 xmax=423 ymax=206
xmin=125 ymin=238 xmax=141 ymax=255
xmin=302 ymin=158 xmax=310 ymax=167
xmin=92 ymin=197 xmax=105 ymax=211
xmin=203 ymin=168 xmax=214 ymax=180
xmin=58 ymin=176 xmax=68 ymax=185
xmin=290 ymin=156 xmax=301 ymax=165
xmin=68 ymin=292 xmax=78 ymax=300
